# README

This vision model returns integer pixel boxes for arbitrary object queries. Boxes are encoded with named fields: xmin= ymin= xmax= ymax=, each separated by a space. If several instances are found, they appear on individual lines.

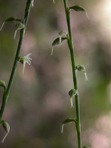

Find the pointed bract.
xmin=62 ymin=118 xmax=76 ymax=124
xmin=69 ymin=5 xmax=86 ymax=12
xmin=0 ymin=80 xmax=6 ymax=90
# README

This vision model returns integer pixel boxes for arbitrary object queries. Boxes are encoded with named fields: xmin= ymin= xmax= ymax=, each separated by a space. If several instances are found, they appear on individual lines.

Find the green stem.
xmin=63 ymin=0 xmax=82 ymax=148
xmin=0 ymin=0 xmax=33 ymax=120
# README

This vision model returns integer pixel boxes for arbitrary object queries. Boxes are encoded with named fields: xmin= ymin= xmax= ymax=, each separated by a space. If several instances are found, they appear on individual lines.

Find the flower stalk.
xmin=0 ymin=0 xmax=33 ymax=120
xmin=63 ymin=0 xmax=82 ymax=147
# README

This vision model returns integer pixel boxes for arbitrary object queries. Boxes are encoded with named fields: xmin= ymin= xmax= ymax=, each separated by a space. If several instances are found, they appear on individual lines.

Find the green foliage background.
xmin=0 ymin=0 xmax=111 ymax=147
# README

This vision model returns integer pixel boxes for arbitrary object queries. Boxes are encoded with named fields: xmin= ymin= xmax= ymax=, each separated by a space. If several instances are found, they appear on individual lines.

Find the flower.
xmin=19 ymin=53 xmax=32 ymax=73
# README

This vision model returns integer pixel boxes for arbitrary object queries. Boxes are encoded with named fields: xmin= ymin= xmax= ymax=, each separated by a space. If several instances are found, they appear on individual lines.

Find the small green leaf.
xmin=1 ymin=120 xmax=10 ymax=143
xmin=5 ymin=17 xmax=21 ymax=22
xmin=52 ymin=37 xmax=67 ymax=46
xmin=69 ymin=5 xmax=85 ymax=12
xmin=62 ymin=118 xmax=76 ymax=124
xmin=0 ymin=17 xmax=22 ymax=31
xmin=61 ymin=118 xmax=76 ymax=134
xmin=68 ymin=89 xmax=77 ymax=97
xmin=0 ymin=80 xmax=6 ymax=90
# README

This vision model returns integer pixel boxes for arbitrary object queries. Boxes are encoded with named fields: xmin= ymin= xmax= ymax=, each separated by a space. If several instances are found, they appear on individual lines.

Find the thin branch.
xmin=0 ymin=0 xmax=33 ymax=120
xmin=63 ymin=0 xmax=82 ymax=147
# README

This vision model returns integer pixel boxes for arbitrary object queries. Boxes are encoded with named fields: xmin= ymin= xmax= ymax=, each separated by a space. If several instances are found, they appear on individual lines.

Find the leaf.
xmin=52 ymin=37 xmax=67 ymax=46
xmin=0 ymin=17 xmax=22 ymax=31
xmin=61 ymin=118 xmax=76 ymax=134
xmin=0 ymin=80 xmax=6 ymax=90
xmin=1 ymin=121 xmax=10 ymax=143
xmin=62 ymin=118 xmax=76 ymax=124
xmin=83 ymin=146 xmax=90 ymax=148
xmin=51 ymin=37 xmax=67 ymax=55
xmin=68 ymin=89 xmax=77 ymax=97
xmin=69 ymin=5 xmax=86 ymax=12
xmin=5 ymin=17 xmax=21 ymax=22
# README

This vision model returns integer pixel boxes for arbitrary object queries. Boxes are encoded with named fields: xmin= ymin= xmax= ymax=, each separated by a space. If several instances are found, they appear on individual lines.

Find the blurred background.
xmin=0 ymin=0 xmax=111 ymax=147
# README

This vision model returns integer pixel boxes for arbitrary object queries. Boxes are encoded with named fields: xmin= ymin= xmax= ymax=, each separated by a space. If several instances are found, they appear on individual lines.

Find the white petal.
xmin=1 ymin=132 xmax=9 ymax=143
xmin=84 ymin=72 xmax=88 ymax=80
xmin=70 ymin=97 xmax=74 ymax=108
xmin=51 ymin=46 xmax=54 ymax=56
xmin=59 ymin=36 xmax=62 ymax=44
xmin=32 ymin=0 xmax=34 ymax=7
xmin=14 ymin=29 xmax=18 ymax=39
xmin=28 ymin=57 xmax=32 ymax=60
xmin=22 ymin=62 xmax=26 ymax=74
xmin=61 ymin=124 xmax=64 ymax=134
xmin=0 ymin=22 xmax=5 ymax=31
xmin=25 ymin=53 xmax=32 ymax=58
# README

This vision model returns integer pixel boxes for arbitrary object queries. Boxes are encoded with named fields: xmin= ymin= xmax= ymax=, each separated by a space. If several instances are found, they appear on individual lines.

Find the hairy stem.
xmin=0 ymin=0 xmax=33 ymax=120
xmin=63 ymin=0 xmax=82 ymax=147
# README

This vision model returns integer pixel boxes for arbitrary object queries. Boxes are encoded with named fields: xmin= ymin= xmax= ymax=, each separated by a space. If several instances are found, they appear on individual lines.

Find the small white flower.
xmin=19 ymin=53 xmax=32 ymax=73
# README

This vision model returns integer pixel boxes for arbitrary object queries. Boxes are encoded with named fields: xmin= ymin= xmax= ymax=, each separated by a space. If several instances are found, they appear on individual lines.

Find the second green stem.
xmin=63 ymin=0 xmax=82 ymax=148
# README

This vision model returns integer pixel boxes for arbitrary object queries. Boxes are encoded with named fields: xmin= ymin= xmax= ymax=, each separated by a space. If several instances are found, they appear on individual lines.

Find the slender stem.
xmin=0 ymin=0 xmax=33 ymax=120
xmin=63 ymin=0 xmax=82 ymax=148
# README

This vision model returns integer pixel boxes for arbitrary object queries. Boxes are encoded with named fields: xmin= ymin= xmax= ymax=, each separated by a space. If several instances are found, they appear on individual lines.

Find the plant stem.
xmin=63 ymin=0 xmax=82 ymax=147
xmin=0 ymin=0 xmax=33 ymax=120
